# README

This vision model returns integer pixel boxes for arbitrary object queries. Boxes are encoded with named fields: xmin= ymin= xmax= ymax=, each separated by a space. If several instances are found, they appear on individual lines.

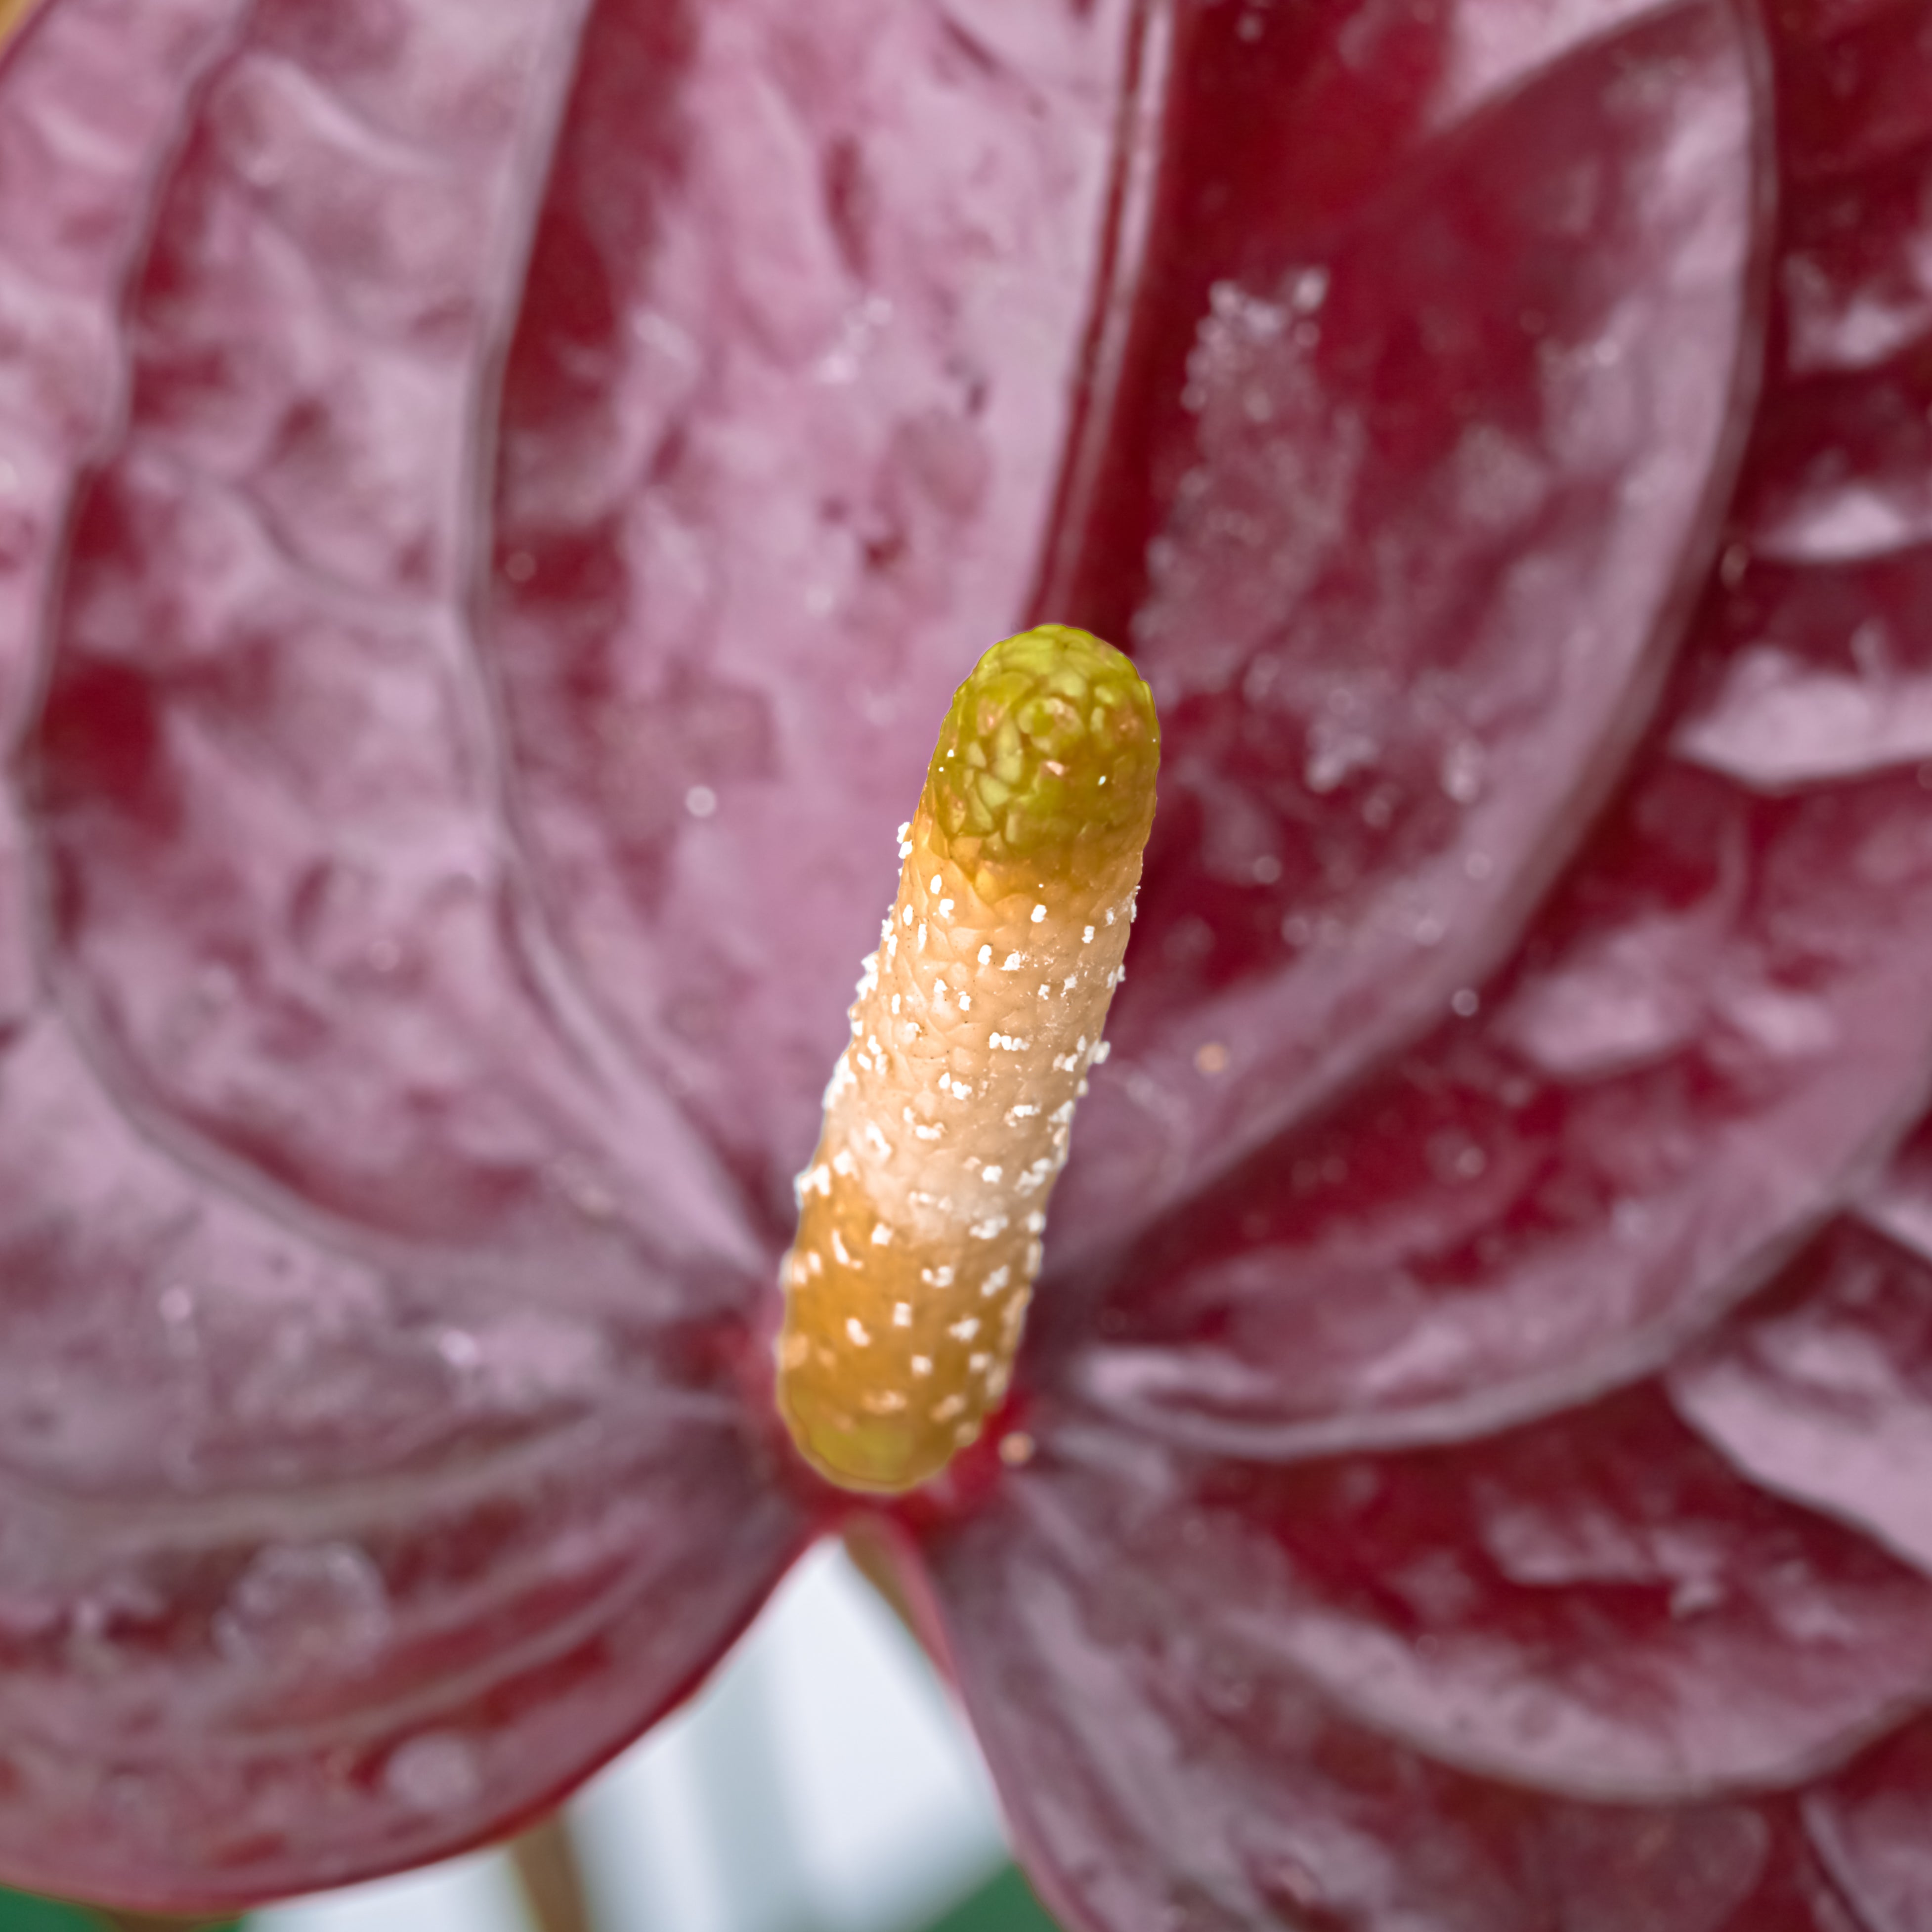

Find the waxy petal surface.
xmin=1067 ymin=750 xmax=1932 ymax=1454
xmin=962 ymin=1398 xmax=1932 ymax=1803
xmin=1808 ymin=1717 xmax=1932 ymax=1932
xmin=926 ymin=1432 xmax=1881 ymax=1932
xmin=32 ymin=0 xmax=754 ymax=1281
xmin=0 ymin=0 xmax=805 ymax=1908
xmin=1041 ymin=0 xmax=1765 ymax=1248
xmin=1672 ymin=1215 xmax=1932 ymax=1577
xmin=8 ymin=0 xmax=1932 ymax=1915
xmin=481 ymin=0 xmax=1144 ymax=1224
xmin=1062 ymin=0 xmax=1932 ymax=1459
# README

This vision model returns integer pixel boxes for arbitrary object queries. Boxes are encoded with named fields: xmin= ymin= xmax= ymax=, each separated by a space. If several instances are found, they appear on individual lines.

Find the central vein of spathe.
xmin=777 ymin=625 xmax=1160 ymax=1492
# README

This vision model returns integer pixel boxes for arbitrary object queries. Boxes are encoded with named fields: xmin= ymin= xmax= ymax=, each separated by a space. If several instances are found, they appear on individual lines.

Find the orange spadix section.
xmin=776 ymin=625 xmax=1159 ymax=1492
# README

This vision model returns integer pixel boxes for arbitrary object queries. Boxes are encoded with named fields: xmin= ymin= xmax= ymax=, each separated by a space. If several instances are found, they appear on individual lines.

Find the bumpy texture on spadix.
xmin=778 ymin=626 xmax=1159 ymax=1491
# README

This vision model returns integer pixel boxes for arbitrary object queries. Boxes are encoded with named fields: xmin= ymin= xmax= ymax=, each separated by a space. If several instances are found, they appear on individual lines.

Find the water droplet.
xmin=1670 ymin=1577 xmax=1724 ymax=1620
xmin=1206 ymin=280 xmax=1287 ymax=340
xmin=384 ymin=1733 xmax=481 ymax=1813
xmin=217 ymin=1543 xmax=389 ymax=1668
xmin=1200 ymin=1651 xmax=1256 ymax=1717
xmin=551 ymin=1159 xmax=616 ymax=1221
xmin=436 ymin=1328 xmax=482 ymax=1370
xmin=1440 ymin=739 xmax=1485 ymax=804
xmin=684 ymin=784 xmax=717 ymax=818
xmin=1304 ymin=722 xmax=1378 ymax=793
xmin=157 ymin=1284 xmax=201 ymax=1360
xmin=440 ymin=1313 xmax=609 ymax=1414
xmin=1287 ymin=264 xmax=1329 ymax=314
xmin=1428 ymin=1132 xmax=1487 ymax=1182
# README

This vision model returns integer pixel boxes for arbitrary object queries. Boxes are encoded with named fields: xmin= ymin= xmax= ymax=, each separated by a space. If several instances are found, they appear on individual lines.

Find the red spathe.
xmin=0 ymin=0 xmax=1929 ymax=1925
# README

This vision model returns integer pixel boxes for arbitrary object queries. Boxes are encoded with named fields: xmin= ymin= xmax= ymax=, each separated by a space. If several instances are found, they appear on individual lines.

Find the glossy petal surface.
xmin=1060 ymin=0 xmax=1932 ymax=1462
xmin=925 ymin=1427 xmax=1881 ymax=1932
xmin=1809 ymin=1717 xmax=1932 ymax=1932
xmin=36 ymin=0 xmax=752 ymax=1279
xmin=0 ymin=0 xmax=803 ymax=1908
xmin=8 ymin=0 xmax=1932 ymax=1919
xmin=1672 ymin=1215 xmax=1932 ymax=1574
xmin=482 ymin=0 xmax=1142 ymax=1225
xmin=1042 ymin=0 xmax=1764 ymax=1249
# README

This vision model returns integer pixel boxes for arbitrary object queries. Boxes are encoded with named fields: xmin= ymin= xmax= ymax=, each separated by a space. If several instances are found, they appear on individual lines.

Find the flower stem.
xmin=510 ymin=1814 xmax=593 ymax=1932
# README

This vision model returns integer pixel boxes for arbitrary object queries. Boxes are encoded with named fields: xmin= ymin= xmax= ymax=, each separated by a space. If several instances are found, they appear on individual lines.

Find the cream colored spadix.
xmin=776 ymin=625 xmax=1159 ymax=1492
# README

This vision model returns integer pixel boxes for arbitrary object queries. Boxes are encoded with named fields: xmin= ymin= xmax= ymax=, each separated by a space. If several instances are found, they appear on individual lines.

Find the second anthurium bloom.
xmin=0 ymin=0 xmax=1931 ymax=1926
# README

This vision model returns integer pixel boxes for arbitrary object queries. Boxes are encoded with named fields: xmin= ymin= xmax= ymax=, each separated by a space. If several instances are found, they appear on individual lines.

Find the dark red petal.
xmin=1037 ymin=0 xmax=1764 ymax=1251
xmin=30 ymin=0 xmax=755 ymax=1280
xmin=0 ymin=1343 xmax=803 ymax=1912
xmin=1066 ymin=747 xmax=1932 ymax=1453
xmin=1024 ymin=1394 xmax=1932 ymax=1798
xmin=1671 ymin=1216 xmax=1932 ymax=1576
xmin=1738 ymin=358 xmax=1932 ymax=560
xmin=1774 ymin=0 xmax=1932 ymax=186
xmin=0 ymin=0 xmax=806 ymax=1907
xmin=480 ymin=0 xmax=1144 ymax=1223
xmin=1777 ymin=147 xmax=1932 ymax=379
xmin=922 ymin=1440 xmax=1873 ymax=1932
xmin=1059 ymin=0 xmax=1932 ymax=1458
xmin=1807 ymin=1716 xmax=1932 ymax=1932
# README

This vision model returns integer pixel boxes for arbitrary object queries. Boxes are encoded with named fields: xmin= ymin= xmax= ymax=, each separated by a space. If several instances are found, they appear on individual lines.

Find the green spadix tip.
xmin=924 ymin=625 xmax=1159 ymax=881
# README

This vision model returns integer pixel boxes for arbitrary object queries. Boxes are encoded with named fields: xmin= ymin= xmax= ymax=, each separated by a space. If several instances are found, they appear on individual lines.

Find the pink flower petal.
xmin=1775 ymin=0 xmax=1932 ymax=187
xmin=1808 ymin=1717 xmax=1932 ymax=1931
xmin=6 ymin=0 xmax=1932 ymax=1914
xmin=1672 ymin=1217 xmax=1932 ymax=1577
xmin=996 ymin=1394 xmax=1932 ymax=1798
xmin=1777 ymin=151 xmax=1932 ymax=379
xmin=928 ymin=1444 xmax=1870 ymax=1932
xmin=30 ymin=0 xmax=755 ymax=1278
xmin=0 ymin=1345 xmax=805 ymax=1911
xmin=1069 ymin=749 xmax=1932 ymax=1453
xmin=0 ymin=0 xmax=248 ymax=712
xmin=480 ymin=0 xmax=1143 ymax=1219
xmin=1038 ymin=0 xmax=1763 ymax=1249
xmin=0 ymin=2 xmax=806 ymax=1909
xmin=1063 ymin=0 xmax=1932 ymax=1458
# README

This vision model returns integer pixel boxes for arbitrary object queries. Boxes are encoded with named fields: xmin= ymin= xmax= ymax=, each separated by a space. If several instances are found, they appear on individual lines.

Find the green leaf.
xmin=920 ymin=1864 xmax=1064 ymax=1932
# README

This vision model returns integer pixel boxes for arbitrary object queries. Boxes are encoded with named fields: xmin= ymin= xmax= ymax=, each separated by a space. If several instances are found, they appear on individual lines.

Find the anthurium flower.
xmin=1 ymin=0 xmax=1931 ymax=1924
